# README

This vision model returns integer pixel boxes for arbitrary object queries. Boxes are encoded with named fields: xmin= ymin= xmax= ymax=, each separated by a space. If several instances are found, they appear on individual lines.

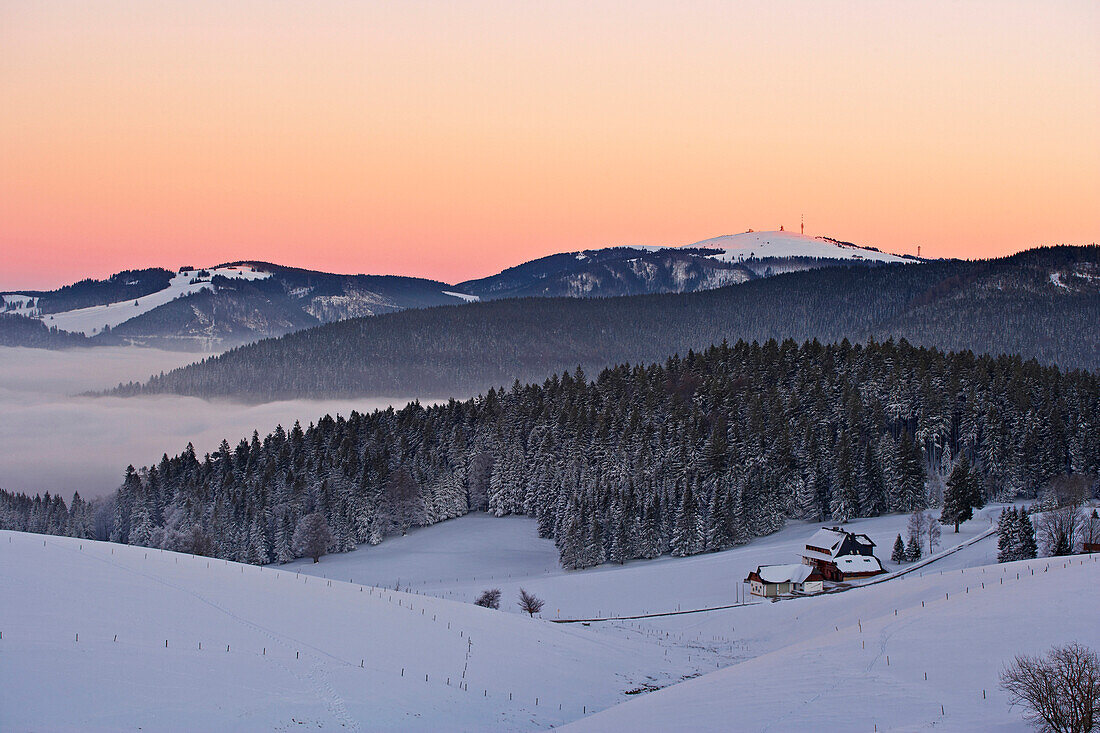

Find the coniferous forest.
xmin=5 ymin=338 xmax=1098 ymax=569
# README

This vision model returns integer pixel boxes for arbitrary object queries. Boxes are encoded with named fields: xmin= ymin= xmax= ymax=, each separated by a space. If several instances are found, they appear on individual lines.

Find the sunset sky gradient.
xmin=2 ymin=1 xmax=1098 ymax=290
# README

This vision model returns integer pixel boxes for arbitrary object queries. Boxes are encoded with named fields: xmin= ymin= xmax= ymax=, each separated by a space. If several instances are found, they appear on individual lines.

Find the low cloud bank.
xmin=0 ymin=347 xmax=413 ymax=498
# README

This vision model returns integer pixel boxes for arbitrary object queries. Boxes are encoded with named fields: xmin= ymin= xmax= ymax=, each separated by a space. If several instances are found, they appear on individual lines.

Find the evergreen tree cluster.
xmin=0 ymin=490 xmax=96 ymax=539
xmin=5 ymin=338 xmax=1099 ymax=569
xmin=996 ymin=506 xmax=1039 ymax=563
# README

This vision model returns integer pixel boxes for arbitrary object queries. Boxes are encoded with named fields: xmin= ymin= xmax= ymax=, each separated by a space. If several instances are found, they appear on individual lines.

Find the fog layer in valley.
xmin=0 ymin=347 xmax=414 ymax=499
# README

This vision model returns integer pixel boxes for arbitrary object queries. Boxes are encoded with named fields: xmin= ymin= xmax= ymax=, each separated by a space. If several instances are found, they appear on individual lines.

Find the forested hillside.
xmin=8 ymin=339 xmax=1098 ymax=569
xmin=5 ymin=268 xmax=176 ymax=314
xmin=0 ymin=314 xmax=91 ymax=349
xmin=112 ymin=246 xmax=1100 ymax=401
xmin=455 ymin=246 xmax=755 ymax=299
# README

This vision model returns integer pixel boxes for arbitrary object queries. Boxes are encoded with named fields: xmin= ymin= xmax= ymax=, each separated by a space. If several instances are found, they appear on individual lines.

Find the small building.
xmin=746 ymin=563 xmax=825 ymax=598
xmin=802 ymin=527 xmax=885 ymax=582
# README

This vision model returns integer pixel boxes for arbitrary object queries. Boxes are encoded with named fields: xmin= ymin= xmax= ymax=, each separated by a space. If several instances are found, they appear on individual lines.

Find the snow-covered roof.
xmin=755 ymin=564 xmax=817 ymax=585
xmin=807 ymin=528 xmax=846 ymax=553
xmin=835 ymin=555 xmax=883 ymax=573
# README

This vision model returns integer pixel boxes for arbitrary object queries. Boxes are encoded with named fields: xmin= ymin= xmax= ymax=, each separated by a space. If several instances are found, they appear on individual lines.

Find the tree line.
xmin=4 ymin=337 xmax=1098 ymax=569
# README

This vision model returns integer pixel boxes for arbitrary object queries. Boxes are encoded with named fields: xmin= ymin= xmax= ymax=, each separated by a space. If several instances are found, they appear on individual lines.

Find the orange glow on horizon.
xmin=2 ymin=1 xmax=1098 ymax=290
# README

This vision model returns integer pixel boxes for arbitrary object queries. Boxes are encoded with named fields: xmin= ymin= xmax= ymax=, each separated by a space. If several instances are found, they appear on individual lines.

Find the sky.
xmin=2 ymin=0 xmax=1098 ymax=291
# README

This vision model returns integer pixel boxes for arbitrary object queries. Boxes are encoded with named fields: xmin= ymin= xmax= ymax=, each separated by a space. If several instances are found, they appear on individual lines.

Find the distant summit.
xmin=455 ymin=230 xmax=912 ymax=301
xmin=686 ymin=230 xmax=914 ymax=265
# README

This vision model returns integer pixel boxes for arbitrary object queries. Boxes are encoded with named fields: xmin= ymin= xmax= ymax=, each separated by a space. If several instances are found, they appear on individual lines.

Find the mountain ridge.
xmin=2 ymin=230 xmax=915 ymax=350
xmin=108 ymin=245 xmax=1100 ymax=401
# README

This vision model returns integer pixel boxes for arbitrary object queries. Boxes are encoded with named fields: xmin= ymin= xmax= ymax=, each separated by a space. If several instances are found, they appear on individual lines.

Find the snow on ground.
xmin=0 ymin=530 xmax=702 ymax=731
xmin=290 ymin=507 xmax=1003 ymax=620
xmin=567 ymin=553 xmax=1100 ymax=732
xmin=22 ymin=265 xmax=271 ymax=336
xmin=2 ymin=293 xmax=38 ymax=311
xmin=442 ymin=291 xmax=481 ymax=302
xmin=4 ymin=504 xmax=1090 ymax=731
xmin=686 ymin=231 xmax=913 ymax=264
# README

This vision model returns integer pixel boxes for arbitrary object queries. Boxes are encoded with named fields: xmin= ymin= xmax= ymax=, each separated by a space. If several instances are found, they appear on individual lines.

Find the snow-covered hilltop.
xmin=455 ymin=229 xmax=914 ymax=301
xmin=1 ymin=262 xmax=472 ymax=350
xmin=687 ymin=230 xmax=914 ymax=265
xmin=14 ymin=265 xmax=271 ymax=336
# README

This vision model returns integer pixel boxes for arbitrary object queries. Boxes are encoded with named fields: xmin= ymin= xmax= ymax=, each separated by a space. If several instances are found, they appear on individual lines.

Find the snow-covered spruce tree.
xmin=292 ymin=512 xmax=333 ymax=563
xmin=905 ymin=533 xmax=923 ymax=562
xmin=891 ymin=533 xmax=906 ymax=564
xmin=905 ymin=510 xmax=925 ymax=561
xmin=1014 ymin=508 xmax=1038 ymax=561
xmin=940 ymin=454 xmax=976 ymax=532
xmin=997 ymin=507 xmax=1017 ymax=563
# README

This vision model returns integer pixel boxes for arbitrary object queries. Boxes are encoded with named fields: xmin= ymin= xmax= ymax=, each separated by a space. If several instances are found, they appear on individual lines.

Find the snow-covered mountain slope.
xmin=0 ymin=530 xmax=700 ymax=731
xmin=688 ymin=230 xmax=914 ymax=265
xmin=3 ymin=263 xmax=475 ymax=349
xmin=22 ymin=265 xmax=270 ymax=336
xmin=456 ymin=231 xmax=913 ymax=301
xmin=567 ymin=553 xmax=1100 ymax=732
xmin=456 ymin=246 xmax=754 ymax=301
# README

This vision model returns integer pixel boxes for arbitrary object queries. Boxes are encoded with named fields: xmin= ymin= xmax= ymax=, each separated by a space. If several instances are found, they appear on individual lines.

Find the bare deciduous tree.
xmin=474 ymin=588 xmax=501 ymax=609
xmin=517 ymin=588 xmax=545 ymax=617
xmin=926 ymin=511 xmax=942 ymax=554
xmin=1036 ymin=506 xmax=1085 ymax=557
xmin=1000 ymin=642 xmax=1100 ymax=733
xmin=292 ymin=512 xmax=333 ymax=563
xmin=1042 ymin=475 xmax=1093 ymax=511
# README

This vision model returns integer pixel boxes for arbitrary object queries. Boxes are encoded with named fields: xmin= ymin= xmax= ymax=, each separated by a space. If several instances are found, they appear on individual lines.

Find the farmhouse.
xmin=802 ymin=527 xmax=886 ymax=582
xmin=746 ymin=564 xmax=825 ymax=597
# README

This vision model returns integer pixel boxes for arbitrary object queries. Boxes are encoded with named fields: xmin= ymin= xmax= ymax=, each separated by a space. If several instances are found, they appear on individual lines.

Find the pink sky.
xmin=2 ymin=0 xmax=1098 ymax=290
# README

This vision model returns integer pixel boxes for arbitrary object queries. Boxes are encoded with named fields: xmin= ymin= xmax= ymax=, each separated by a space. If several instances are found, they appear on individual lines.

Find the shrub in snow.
xmin=474 ymin=589 xmax=501 ymax=609
xmin=1000 ymin=642 xmax=1099 ymax=733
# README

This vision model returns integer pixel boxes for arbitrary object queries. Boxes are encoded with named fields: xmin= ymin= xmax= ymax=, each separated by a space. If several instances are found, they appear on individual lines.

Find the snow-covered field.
xmin=8 ymin=265 xmax=270 ymax=336
xmin=3 ymin=504 xmax=1096 ymax=731
xmin=0 ymin=530 xmax=704 ymax=731
xmin=288 ymin=508 xmax=1001 ymax=619
xmin=569 ymin=553 xmax=1100 ymax=732
xmin=687 ymin=231 xmax=913 ymax=264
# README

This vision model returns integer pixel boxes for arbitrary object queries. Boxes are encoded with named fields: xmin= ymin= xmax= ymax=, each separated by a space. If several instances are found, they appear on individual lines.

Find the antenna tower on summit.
xmin=801 ymin=214 xmax=804 ymax=235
